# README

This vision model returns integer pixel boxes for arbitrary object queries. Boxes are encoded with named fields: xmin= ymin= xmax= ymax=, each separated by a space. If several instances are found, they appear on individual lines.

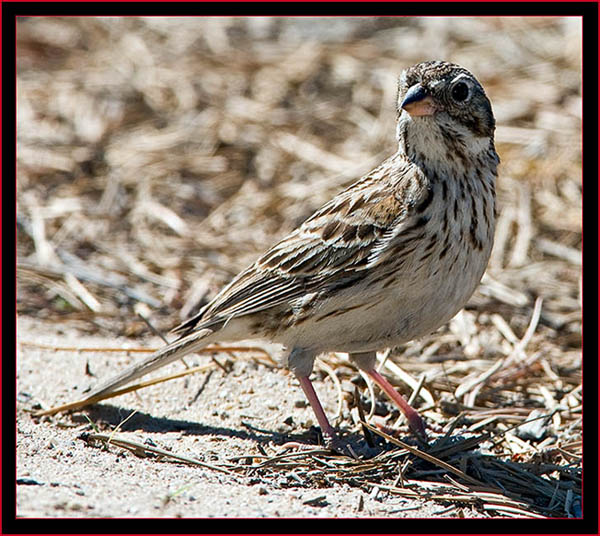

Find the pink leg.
xmin=297 ymin=375 xmax=337 ymax=444
xmin=365 ymin=368 xmax=427 ymax=440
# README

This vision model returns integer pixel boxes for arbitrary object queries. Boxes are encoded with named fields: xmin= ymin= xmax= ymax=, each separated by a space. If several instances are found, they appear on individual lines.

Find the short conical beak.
xmin=401 ymin=84 xmax=437 ymax=117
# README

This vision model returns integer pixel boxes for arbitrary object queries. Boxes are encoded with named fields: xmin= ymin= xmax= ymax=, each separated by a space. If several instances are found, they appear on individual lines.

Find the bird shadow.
xmin=77 ymin=403 xmax=371 ymax=451
xmin=68 ymin=404 xmax=581 ymax=516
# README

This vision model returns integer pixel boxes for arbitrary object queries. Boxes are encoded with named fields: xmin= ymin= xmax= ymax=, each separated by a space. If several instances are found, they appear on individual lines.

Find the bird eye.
xmin=451 ymin=81 xmax=470 ymax=102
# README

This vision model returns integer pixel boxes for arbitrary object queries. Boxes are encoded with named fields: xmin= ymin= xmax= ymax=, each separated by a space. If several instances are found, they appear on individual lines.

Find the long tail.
xmin=85 ymin=328 xmax=215 ymax=400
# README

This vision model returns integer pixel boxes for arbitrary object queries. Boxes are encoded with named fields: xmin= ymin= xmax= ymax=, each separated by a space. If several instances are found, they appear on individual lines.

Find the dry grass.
xmin=17 ymin=17 xmax=581 ymax=518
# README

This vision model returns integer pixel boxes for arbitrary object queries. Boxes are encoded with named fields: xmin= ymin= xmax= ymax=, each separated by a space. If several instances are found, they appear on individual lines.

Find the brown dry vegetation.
xmin=17 ymin=17 xmax=581 ymax=518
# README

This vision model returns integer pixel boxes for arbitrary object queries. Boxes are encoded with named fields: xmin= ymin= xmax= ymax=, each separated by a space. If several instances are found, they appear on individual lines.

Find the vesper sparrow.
xmin=84 ymin=61 xmax=499 ymax=448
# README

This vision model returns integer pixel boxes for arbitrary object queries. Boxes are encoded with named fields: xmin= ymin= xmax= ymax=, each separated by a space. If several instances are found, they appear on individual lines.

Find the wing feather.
xmin=173 ymin=154 xmax=429 ymax=336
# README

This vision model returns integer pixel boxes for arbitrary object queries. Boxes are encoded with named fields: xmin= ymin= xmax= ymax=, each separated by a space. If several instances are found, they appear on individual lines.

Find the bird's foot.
xmin=407 ymin=413 xmax=429 ymax=443
xmin=278 ymin=431 xmax=352 ymax=456
xmin=375 ymin=420 xmax=428 ymax=445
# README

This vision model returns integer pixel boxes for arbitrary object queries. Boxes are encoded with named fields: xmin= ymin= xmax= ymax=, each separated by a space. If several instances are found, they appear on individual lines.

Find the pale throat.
xmin=396 ymin=112 xmax=492 ymax=177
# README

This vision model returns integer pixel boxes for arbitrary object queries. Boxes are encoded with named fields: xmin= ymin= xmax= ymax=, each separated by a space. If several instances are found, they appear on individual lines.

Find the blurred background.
xmin=17 ymin=16 xmax=582 ymax=339
xmin=16 ymin=16 xmax=582 ymax=517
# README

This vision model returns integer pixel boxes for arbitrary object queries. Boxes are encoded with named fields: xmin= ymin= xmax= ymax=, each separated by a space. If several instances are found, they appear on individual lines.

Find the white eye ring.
xmin=450 ymin=76 xmax=472 ymax=103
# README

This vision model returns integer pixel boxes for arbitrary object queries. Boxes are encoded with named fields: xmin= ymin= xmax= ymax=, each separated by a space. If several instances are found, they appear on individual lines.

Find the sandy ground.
xmin=17 ymin=315 xmax=477 ymax=518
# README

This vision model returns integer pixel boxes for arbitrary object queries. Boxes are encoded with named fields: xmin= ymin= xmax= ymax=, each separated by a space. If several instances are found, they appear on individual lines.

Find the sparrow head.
xmin=397 ymin=61 xmax=495 ymax=139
